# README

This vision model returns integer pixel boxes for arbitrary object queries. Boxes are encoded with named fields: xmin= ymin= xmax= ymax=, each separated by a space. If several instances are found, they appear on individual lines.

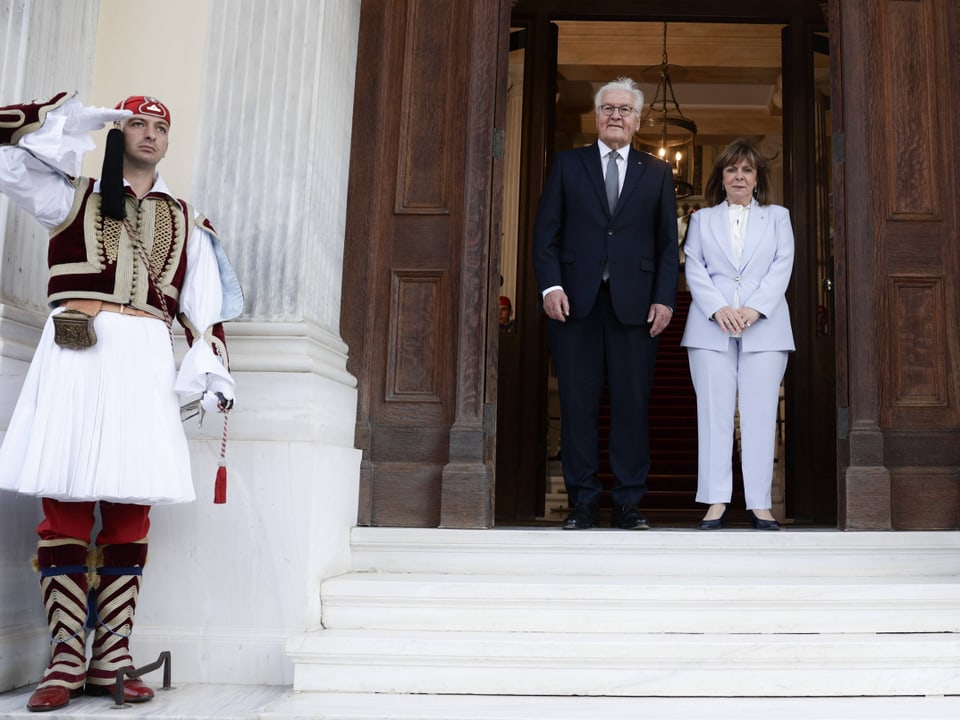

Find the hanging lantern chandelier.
xmin=636 ymin=22 xmax=698 ymax=199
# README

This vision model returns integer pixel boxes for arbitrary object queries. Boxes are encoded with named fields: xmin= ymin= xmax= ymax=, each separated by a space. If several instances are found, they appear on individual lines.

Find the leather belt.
xmin=63 ymin=299 xmax=155 ymax=319
xmin=99 ymin=302 xmax=155 ymax=318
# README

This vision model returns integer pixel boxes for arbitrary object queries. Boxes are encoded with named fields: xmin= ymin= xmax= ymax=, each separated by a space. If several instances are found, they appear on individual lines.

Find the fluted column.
xmin=0 ymin=0 xmax=102 ymax=692
xmin=138 ymin=0 xmax=363 ymax=685
xmin=194 ymin=0 xmax=356 ymax=333
xmin=0 ymin=0 xmax=100 ymax=347
xmin=0 ymin=0 xmax=365 ymax=687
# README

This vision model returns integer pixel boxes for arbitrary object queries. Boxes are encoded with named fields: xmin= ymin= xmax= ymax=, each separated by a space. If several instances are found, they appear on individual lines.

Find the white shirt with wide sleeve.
xmin=0 ymin=98 xmax=239 ymax=504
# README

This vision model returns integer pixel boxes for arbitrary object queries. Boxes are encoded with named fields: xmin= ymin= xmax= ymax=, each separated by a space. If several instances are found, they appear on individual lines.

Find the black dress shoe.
xmin=611 ymin=504 xmax=650 ymax=530
xmin=747 ymin=509 xmax=781 ymax=530
xmin=562 ymin=504 xmax=598 ymax=530
xmin=698 ymin=505 xmax=728 ymax=530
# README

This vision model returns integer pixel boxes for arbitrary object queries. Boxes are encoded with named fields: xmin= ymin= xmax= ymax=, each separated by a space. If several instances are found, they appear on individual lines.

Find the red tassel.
xmin=214 ymin=414 xmax=229 ymax=504
xmin=214 ymin=464 xmax=227 ymax=504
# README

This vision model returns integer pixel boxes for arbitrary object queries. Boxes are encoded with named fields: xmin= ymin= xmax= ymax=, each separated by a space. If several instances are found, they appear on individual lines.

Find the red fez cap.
xmin=115 ymin=96 xmax=171 ymax=124
xmin=499 ymin=295 xmax=511 ymax=308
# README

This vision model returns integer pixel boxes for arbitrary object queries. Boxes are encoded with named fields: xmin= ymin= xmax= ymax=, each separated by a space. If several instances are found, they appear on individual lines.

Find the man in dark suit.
xmin=533 ymin=77 xmax=679 ymax=530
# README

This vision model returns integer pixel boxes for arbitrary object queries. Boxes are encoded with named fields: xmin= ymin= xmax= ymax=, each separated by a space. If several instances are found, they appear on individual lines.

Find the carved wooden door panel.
xmin=832 ymin=0 xmax=960 ymax=529
xmin=342 ymin=0 xmax=511 ymax=527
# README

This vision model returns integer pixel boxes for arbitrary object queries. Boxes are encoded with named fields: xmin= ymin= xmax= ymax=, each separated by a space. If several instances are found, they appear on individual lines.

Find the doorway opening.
xmin=495 ymin=18 xmax=835 ymax=528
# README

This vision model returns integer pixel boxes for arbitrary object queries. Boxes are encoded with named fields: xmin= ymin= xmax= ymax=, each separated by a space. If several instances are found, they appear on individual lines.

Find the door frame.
xmin=497 ymin=1 xmax=835 ymax=524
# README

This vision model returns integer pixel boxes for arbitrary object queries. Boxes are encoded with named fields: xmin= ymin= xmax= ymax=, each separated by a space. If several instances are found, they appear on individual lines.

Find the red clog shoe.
xmin=26 ymin=685 xmax=83 ymax=712
xmin=85 ymin=678 xmax=155 ymax=703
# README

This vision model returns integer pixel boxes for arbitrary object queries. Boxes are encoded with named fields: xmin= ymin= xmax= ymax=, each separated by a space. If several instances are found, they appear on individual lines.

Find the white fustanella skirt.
xmin=0 ymin=308 xmax=195 ymax=504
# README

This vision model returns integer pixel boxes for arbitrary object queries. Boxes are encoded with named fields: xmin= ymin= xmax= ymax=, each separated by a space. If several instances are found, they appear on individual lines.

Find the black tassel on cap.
xmin=100 ymin=128 xmax=126 ymax=220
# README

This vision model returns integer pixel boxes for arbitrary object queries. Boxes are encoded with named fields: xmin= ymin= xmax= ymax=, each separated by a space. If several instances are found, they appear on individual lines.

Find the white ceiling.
xmin=552 ymin=21 xmax=794 ymax=145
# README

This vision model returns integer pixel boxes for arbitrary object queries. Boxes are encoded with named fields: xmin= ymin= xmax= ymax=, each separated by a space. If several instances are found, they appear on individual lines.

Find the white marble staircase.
xmin=1 ymin=527 xmax=959 ymax=719
xmin=287 ymin=527 xmax=960 ymax=700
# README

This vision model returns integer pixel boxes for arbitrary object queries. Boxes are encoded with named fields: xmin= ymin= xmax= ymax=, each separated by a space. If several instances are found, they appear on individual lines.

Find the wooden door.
xmin=342 ymin=0 xmax=511 ymax=528
xmin=495 ymin=21 xmax=557 ymax=521
xmin=343 ymin=0 xmax=960 ymax=530
xmin=502 ymin=1 xmax=833 ymax=526
xmin=830 ymin=0 xmax=960 ymax=529
xmin=781 ymin=25 xmax=838 ymax=525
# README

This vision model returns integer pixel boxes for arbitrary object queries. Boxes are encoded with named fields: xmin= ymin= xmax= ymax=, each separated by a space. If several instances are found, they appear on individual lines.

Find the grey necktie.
xmin=605 ymin=150 xmax=620 ymax=214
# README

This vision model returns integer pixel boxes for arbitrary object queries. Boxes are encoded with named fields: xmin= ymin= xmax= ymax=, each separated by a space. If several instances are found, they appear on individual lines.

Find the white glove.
xmin=63 ymin=105 xmax=131 ymax=134
xmin=201 ymin=390 xmax=234 ymax=415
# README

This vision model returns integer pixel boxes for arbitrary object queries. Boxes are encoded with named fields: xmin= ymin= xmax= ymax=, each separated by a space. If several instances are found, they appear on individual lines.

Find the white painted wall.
xmin=0 ymin=0 xmax=362 ymax=689
xmin=82 ymin=0 xmax=209 ymax=199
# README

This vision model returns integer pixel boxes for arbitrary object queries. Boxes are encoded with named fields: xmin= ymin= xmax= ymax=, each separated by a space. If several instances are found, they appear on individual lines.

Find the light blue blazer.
xmin=680 ymin=201 xmax=796 ymax=353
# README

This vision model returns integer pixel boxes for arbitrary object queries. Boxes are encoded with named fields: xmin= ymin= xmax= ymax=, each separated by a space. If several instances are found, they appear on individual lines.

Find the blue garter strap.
xmin=97 ymin=565 xmax=143 ymax=577
xmin=40 ymin=564 xmax=87 ymax=577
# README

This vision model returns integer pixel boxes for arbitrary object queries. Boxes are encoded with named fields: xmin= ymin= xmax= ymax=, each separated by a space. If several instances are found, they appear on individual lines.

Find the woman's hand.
xmin=712 ymin=306 xmax=746 ymax=334
xmin=737 ymin=306 xmax=761 ymax=329
xmin=712 ymin=306 xmax=761 ymax=333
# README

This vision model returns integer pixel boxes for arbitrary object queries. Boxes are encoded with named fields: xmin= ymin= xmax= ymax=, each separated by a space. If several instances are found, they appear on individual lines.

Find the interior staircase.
xmin=1 ymin=527 xmax=958 ymax=718
xmin=644 ymin=287 xmax=704 ymax=522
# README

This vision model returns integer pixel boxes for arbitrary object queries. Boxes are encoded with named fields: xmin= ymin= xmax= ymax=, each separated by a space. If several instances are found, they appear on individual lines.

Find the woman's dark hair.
xmin=703 ymin=138 xmax=773 ymax=207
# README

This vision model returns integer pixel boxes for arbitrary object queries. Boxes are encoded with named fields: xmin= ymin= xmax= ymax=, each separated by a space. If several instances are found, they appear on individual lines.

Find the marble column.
xmin=0 ymin=0 xmax=103 ymax=691
xmin=134 ymin=0 xmax=364 ymax=685
xmin=0 ymin=0 xmax=364 ymax=687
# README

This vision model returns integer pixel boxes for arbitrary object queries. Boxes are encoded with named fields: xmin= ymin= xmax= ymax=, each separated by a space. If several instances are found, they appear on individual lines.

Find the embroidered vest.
xmin=47 ymin=178 xmax=198 ymax=320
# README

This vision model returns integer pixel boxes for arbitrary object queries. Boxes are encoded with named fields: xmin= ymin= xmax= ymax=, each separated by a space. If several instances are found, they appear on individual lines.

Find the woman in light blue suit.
xmin=680 ymin=139 xmax=795 ymax=530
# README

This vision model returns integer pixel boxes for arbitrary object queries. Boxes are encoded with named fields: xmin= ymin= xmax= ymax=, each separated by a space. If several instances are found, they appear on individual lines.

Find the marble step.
xmin=347 ymin=527 xmax=960 ymax=577
xmin=288 ymin=528 xmax=960 ymax=699
xmin=287 ymin=629 xmax=960 ymax=697
xmin=262 ymin=694 xmax=960 ymax=720
xmin=320 ymin=572 xmax=960 ymax=634
xmin=2 ymin=686 xmax=960 ymax=719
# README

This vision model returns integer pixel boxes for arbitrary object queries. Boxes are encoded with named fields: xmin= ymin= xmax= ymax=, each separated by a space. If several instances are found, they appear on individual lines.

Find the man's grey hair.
xmin=594 ymin=77 xmax=645 ymax=113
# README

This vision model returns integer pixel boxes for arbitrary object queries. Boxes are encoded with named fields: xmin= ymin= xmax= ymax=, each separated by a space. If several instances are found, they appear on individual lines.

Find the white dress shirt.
xmin=727 ymin=201 xmax=750 ymax=336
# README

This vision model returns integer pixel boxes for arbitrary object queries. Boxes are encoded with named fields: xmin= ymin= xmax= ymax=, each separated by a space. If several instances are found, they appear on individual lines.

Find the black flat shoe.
xmin=747 ymin=509 xmax=781 ymax=530
xmin=698 ymin=505 xmax=728 ymax=530
xmin=562 ymin=503 xmax=598 ymax=530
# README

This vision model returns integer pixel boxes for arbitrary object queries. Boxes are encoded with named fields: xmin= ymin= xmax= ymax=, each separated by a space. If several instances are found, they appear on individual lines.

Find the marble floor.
xmin=0 ymin=683 xmax=284 ymax=719
xmin=0 ymin=686 xmax=958 ymax=720
xmin=2 ymin=529 xmax=956 ymax=719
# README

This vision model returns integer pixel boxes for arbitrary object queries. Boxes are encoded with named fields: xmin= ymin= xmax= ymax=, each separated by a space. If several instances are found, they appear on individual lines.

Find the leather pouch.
xmin=52 ymin=309 xmax=97 ymax=349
